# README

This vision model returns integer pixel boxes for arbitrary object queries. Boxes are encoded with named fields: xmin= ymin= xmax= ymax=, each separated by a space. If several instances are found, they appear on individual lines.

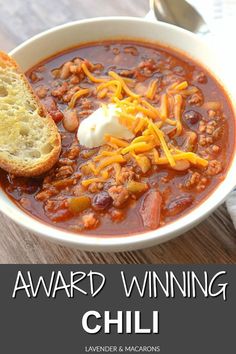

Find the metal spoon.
xmin=150 ymin=0 xmax=210 ymax=35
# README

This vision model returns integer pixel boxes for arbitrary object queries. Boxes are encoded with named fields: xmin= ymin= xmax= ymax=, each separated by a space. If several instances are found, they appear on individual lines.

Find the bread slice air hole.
xmin=29 ymin=150 xmax=41 ymax=159
xmin=20 ymin=126 xmax=29 ymax=136
xmin=0 ymin=86 xmax=8 ymax=97
xmin=42 ymin=143 xmax=53 ymax=154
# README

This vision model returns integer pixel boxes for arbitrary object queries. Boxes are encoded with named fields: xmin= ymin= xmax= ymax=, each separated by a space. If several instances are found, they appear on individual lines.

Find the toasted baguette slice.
xmin=0 ymin=51 xmax=61 ymax=177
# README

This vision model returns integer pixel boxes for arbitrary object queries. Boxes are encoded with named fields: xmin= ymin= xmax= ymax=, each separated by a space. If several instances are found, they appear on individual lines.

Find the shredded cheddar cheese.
xmin=122 ymin=142 xmax=155 ymax=154
xmin=141 ymin=99 xmax=161 ymax=119
xmin=179 ymin=87 xmax=199 ymax=96
xmin=104 ymin=135 xmax=129 ymax=148
xmin=146 ymin=79 xmax=158 ymax=100
xmin=97 ymin=87 xmax=108 ymax=99
xmin=172 ymin=81 xmax=188 ymax=91
xmin=148 ymin=121 xmax=176 ymax=167
xmin=108 ymin=71 xmax=140 ymax=98
xmin=93 ymin=149 xmax=122 ymax=161
xmin=157 ymin=152 xmax=208 ymax=167
xmin=77 ymin=72 xmax=209 ymax=180
xmin=126 ymin=105 xmax=157 ymax=119
xmin=174 ymin=94 xmax=183 ymax=136
xmin=133 ymin=118 xmax=147 ymax=134
xmin=69 ymin=88 xmax=90 ymax=108
xmin=81 ymin=62 xmax=107 ymax=83
xmin=114 ymin=163 xmax=122 ymax=184
xmin=97 ymin=80 xmax=122 ymax=99
xmin=160 ymin=93 xmax=168 ymax=120
xmin=96 ymin=155 xmax=126 ymax=173
xmin=152 ymin=148 xmax=159 ymax=164
xmin=82 ymin=177 xmax=105 ymax=187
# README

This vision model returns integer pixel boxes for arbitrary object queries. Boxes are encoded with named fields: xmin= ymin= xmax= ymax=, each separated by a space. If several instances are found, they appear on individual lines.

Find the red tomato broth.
xmin=0 ymin=40 xmax=234 ymax=236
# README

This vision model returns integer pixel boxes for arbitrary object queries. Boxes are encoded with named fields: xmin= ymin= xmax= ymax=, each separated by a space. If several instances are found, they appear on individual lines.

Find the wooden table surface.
xmin=0 ymin=0 xmax=235 ymax=264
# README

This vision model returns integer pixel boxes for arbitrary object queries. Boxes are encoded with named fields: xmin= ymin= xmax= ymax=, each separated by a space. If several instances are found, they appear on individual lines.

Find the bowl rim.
xmin=1 ymin=15 xmax=235 ymax=251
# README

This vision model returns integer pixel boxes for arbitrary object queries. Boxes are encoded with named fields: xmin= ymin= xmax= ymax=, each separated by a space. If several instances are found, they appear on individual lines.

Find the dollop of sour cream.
xmin=77 ymin=104 xmax=134 ymax=148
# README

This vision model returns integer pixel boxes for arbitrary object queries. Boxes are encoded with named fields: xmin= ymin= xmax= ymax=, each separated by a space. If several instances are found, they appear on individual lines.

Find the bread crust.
xmin=0 ymin=51 xmax=61 ymax=177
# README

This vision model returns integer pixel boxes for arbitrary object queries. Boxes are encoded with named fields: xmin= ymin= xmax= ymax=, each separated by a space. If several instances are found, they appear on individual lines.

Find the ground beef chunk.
xmin=185 ymin=172 xmax=201 ymax=188
xmin=35 ymin=187 xmax=58 ymax=201
xmin=88 ymin=182 xmax=104 ymax=193
xmin=69 ymin=75 xmax=80 ymax=85
xmin=67 ymin=145 xmax=80 ymax=160
xmin=44 ymin=200 xmax=59 ymax=213
xmin=35 ymin=85 xmax=48 ymax=98
xmin=118 ymin=167 xmax=135 ymax=184
xmin=199 ymin=134 xmax=213 ymax=147
xmin=43 ymin=96 xmax=64 ymax=122
xmin=51 ymin=82 xmax=68 ymax=98
xmin=72 ymin=184 xmax=85 ymax=196
xmin=193 ymin=71 xmax=207 ymax=84
xmin=81 ymin=99 xmax=93 ymax=110
xmin=55 ymin=165 xmax=74 ymax=178
xmin=138 ymin=58 xmax=157 ymax=71
xmin=112 ymin=47 xmax=120 ymax=55
xmin=206 ymin=160 xmax=222 ymax=176
xmin=77 ymin=110 xmax=93 ymax=118
xmin=110 ymin=209 xmax=125 ymax=222
xmin=120 ymin=69 xmax=135 ymax=78
xmin=44 ymin=199 xmax=71 ymax=222
xmin=180 ymin=172 xmax=208 ymax=192
xmin=82 ymin=213 xmax=99 ymax=229
xmin=20 ymin=198 xmax=31 ymax=209
xmin=58 ymin=158 xmax=74 ymax=166
xmin=212 ymin=126 xmax=223 ymax=140
xmin=62 ymin=85 xmax=80 ymax=103
xmin=188 ymin=92 xmax=203 ymax=106
xmin=196 ymin=177 xmax=208 ymax=192
xmin=211 ymin=145 xmax=220 ymax=153
xmin=29 ymin=71 xmax=42 ymax=83
xmin=108 ymin=185 xmax=129 ymax=207
xmin=208 ymin=109 xmax=216 ymax=118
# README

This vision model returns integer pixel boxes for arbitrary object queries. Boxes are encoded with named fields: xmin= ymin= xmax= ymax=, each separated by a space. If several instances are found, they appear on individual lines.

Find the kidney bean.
xmin=43 ymin=97 xmax=64 ymax=123
xmin=139 ymin=189 xmax=162 ymax=230
xmin=165 ymin=195 xmax=193 ymax=217
xmin=92 ymin=192 xmax=113 ymax=211
xmin=63 ymin=110 xmax=79 ymax=132
xmin=184 ymin=110 xmax=202 ymax=126
xmin=50 ymin=110 xmax=64 ymax=123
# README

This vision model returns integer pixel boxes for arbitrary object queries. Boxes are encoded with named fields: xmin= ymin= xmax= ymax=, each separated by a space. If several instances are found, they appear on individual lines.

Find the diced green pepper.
xmin=127 ymin=180 xmax=148 ymax=194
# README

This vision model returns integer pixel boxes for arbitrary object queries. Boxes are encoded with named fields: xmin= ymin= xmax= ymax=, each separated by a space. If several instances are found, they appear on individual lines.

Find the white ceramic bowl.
xmin=1 ymin=17 xmax=235 ymax=251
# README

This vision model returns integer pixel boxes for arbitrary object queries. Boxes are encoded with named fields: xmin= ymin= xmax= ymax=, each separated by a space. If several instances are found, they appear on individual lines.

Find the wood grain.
xmin=0 ymin=0 xmax=235 ymax=264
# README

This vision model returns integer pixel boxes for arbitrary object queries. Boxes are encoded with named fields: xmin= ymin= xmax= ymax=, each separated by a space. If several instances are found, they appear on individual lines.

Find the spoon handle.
xmin=148 ymin=0 xmax=211 ymax=36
